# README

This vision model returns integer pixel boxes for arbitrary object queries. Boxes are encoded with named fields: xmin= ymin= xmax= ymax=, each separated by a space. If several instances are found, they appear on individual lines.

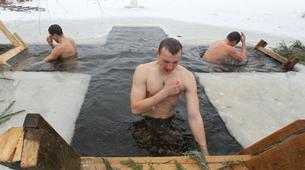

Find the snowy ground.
xmin=0 ymin=71 xmax=91 ymax=143
xmin=196 ymin=65 xmax=305 ymax=147
xmin=1 ymin=0 xmax=305 ymax=42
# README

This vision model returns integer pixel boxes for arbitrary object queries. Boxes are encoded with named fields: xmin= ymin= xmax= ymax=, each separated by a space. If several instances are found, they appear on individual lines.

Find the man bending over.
xmin=130 ymin=38 xmax=208 ymax=154
xmin=202 ymin=31 xmax=248 ymax=65
xmin=44 ymin=24 xmax=77 ymax=62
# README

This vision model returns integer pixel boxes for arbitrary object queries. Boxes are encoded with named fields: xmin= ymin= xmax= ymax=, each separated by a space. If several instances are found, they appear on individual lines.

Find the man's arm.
xmin=131 ymin=65 xmax=166 ymax=115
xmin=46 ymin=36 xmax=55 ymax=49
xmin=229 ymin=32 xmax=248 ymax=61
xmin=184 ymin=71 xmax=208 ymax=155
xmin=43 ymin=46 xmax=61 ymax=62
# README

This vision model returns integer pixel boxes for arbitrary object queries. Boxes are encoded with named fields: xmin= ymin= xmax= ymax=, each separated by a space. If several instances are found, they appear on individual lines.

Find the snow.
xmin=1 ymin=0 xmax=305 ymax=40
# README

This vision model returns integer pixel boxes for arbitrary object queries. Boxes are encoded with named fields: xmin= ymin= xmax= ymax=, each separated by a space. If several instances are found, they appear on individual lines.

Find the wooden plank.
xmin=20 ymin=129 xmax=42 ymax=168
xmin=0 ymin=20 xmax=27 ymax=65
xmin=23 ymin=113 xmax=72 ymax=148
xmin=21 ymin=114 xmax=81 ymax=170
xmin=254 ymin=39 xmax=267 ymax=49
xmin=246 ymin=131 xmax=305 ymax=170
xmin=0 ymin=127 xmax=23 ymax=162
xmin=95 ymin=155 xmax=252 ymax=163
xmin=0 ymin=20 xmax=19 ymax=47
xmin=283 ymin=56 xmax=300 ymax=71
xmin=81 ymin=155 xmax=251 ymax=170
xmin=254 ymin=39 xmax=299 ymax=70
xmin=254 ymin=39 xmax=287 ymax=64
xmin=0 ymin=45 xmax=26 ymax=65
xmin=12 ymin=128 xmax=24 ymax=162
xmin=256 ymin=46 xmax=287 ymax=63
xmin=13 ymin=32 xmax=27 ymax=48
xmin=239 ymin=120 xmax=305 ymax=155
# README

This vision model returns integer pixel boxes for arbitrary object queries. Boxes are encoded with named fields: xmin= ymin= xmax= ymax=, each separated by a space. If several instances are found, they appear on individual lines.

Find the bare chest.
xmin=146 ymin=72 xmax=185 ymax=97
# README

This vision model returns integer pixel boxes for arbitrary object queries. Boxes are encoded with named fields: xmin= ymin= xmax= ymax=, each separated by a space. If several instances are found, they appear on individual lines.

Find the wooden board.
xmin=0 ymin=45 xmax=26 ymax=64
xmin=20 ymin=114 xmax=81 ymax=170
xmin=20 ymin=129 xmax=41 ymax=168
xmin=81 ymin=155 xmax=252 ymax=170
xmin=0 ymin=20 xmax=19 ymax=47
xmin=239 ymin=120 xmax=305 ymax=155
xmin=0 ymin=127 xmax=23 ymax=162
xmin=0 ymin=20 xmax=27 ymax=65
xmin=256 ymin=46 xmax=287 ymax=63
xmin=12 ymin=129 xmax=24 ymax=162
xmin=246 ymin=131 xmax=305 ymax=170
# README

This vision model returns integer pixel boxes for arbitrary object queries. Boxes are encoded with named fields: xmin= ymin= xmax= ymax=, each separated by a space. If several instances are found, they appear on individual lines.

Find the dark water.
xmin=0 ymin=44 xmax=12 ymax=55
xmin=5 ymin=27 xmax=287 ymax=157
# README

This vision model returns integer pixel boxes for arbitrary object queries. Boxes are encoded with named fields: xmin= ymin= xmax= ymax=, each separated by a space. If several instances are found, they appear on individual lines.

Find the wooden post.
xmin=0 ymin=21 xmax=19 ymax=47
xmin=254 ymin=39 xmax=299 ymax=71
xmin=20 ymin=113 xmax=81 ymax=170
xmin=0 ymin=20 xmax=27 ymax=65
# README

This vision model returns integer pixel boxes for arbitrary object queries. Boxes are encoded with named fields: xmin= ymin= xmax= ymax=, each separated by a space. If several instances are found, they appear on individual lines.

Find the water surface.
xmin=6 ymin=26 xmax=286 ymax=156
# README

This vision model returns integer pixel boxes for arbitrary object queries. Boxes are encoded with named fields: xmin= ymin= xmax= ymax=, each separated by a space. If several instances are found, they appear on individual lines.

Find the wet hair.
xmin=158 ymin=38 xmax=182 ymax=55
xmin=48 ymin=24 xmax=63 ymax=36
xmin=226 ymin=31 xmax=241 ymax=44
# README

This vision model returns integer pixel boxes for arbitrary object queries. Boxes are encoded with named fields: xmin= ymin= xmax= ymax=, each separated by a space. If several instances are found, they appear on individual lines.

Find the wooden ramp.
xmin=0 ymin=20 xmax=27 ymax=65
xmin=0 ymin=114 xmax=305 ymax=170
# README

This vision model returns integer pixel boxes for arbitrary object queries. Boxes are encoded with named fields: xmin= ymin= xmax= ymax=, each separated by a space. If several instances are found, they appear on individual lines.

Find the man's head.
xmin=157 ymin=38 xmax=183 ymax=73
xmin=226 ymin=31 xmax=241 ymax=46
xmin=48 ymin=24 xmax=63 ymax=42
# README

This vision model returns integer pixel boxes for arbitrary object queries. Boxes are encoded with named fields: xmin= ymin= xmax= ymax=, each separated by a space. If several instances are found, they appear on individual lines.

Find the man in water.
xmin=43 ymin=24 xmax=77 ymax=62
xmin=130 ymin=38 xmax=208 ymax=155
xmin=202 ymin=31 xmax=248 ymax=65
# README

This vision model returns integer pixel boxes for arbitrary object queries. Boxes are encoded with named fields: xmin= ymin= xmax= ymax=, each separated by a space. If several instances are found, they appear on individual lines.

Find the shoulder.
xmin=210 ymin=40 xmax=225 ymax=47
xmin=176 ymin=66 xmax=196 ymax=91
xmin=135 ymin=61 xmax=155 ymax=72
xmin=65 ymin=37 xmax=75 ymax=43
xmin=133 ymin=62 xmax=155 ymax=80
xmin=52 ymin=44 xmax=63 ymax=52
xmin=177 ymin=65 xmax=194 ymax=79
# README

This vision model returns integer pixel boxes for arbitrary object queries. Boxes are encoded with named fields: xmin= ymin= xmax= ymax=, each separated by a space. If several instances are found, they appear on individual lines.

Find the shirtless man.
xmin=202 ymin=31 xmax=248 ymax=65
xmin=131 ymin=38 xmax=208 ymax=154
xmin=43 ymin=24 xmax=77 ymax=62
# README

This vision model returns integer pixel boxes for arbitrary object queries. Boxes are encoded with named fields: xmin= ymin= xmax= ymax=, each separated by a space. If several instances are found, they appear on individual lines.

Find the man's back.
xmin=56 ymin=37 xmax=77 ymax=60
xmin=202 ymin=32 xmax=248 ymax=65
xmin=202 ymin=40 xmax=232 ymax=64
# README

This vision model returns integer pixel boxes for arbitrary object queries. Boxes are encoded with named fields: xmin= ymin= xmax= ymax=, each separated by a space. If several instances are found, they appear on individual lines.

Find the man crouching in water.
xmin=202 ymin=31 xmax=248 ymax=65
xmin=130 ymin=38 xmax=208 ymax=155
xmin=43 ymin=24 xmax=77 ymax=63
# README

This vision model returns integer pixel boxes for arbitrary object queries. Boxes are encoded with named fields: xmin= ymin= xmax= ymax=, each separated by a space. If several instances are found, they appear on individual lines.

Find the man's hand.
xmin=163 ymin=80 xmax=180 ymax=97
xmin=241 ymin=32 xmax=246 ymax=43
xmin=200 ymin=144 xmax=209 ymax=156
xmin=46 ymin=36 xmax=54 ymax=48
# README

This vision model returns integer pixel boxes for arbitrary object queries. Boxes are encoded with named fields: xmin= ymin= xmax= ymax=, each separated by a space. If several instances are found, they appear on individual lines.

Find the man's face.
xmin=49 ymin=34 xmax=59 ymax=43
xmin=157 ymin=47 xmax=182 ymax=74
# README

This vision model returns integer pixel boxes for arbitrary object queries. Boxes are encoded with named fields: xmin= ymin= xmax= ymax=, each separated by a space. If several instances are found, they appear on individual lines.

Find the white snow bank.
xmin=0 ymin=71 xmax=91 ymax=143
xmin=1 ymin=0 xmax=305 ymax=40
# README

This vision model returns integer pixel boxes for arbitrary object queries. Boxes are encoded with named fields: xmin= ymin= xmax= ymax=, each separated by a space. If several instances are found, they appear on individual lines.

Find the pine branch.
xmin=185 ymin=150 xmax=209 ymax=170
xmin=175 ymin=160 xmax=186 ymax=170
xmin=120 ymin=159 xmax=143 ymax=170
